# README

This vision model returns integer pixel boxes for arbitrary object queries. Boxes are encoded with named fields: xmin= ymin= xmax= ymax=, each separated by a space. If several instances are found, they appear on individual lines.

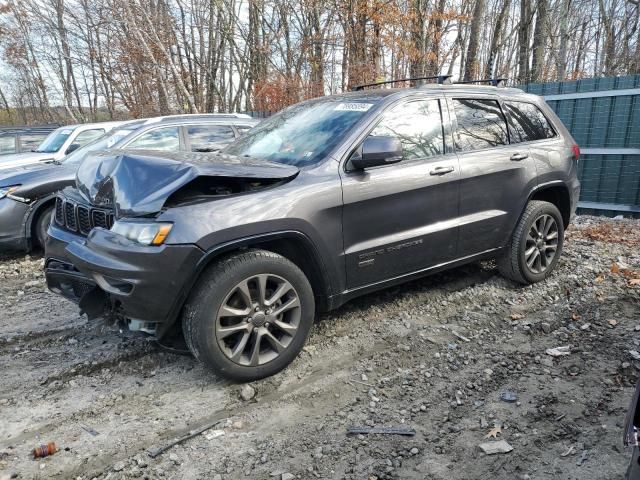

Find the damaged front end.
xmin=45 ymin=149 xmax=299 ymax=337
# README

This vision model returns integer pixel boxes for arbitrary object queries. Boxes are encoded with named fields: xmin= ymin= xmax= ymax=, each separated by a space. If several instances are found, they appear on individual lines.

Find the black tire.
xmin=497 ymin=200 xmax=564 ymax=284
xmin=183 ymin=249 xmax=315 ymax=382
xmin=34 ymin=206 xmax=54 ymax=249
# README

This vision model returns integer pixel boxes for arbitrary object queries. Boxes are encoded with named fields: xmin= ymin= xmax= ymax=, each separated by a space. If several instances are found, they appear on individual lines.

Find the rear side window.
xmin=235 ymin=125 xmax=253 ymax=136
xmin=453 ymin=99 xmax=508 ymax=151
xmin=504 ymin=101 xmax=556 ymax=143
xmin=73 ymin=129 xmax=105 ymax=146
xmin=0 ymin=135 xmax=16 ymax=154
xmin=19 ymin=134 xmax=46 ymax=152
xmin=369 ymin=99 xmax=444 ymax=161
xmin=127 ymin=127 xmax=180 ymax=151
xmin=187 ymin=125 xmax=235 ymax=152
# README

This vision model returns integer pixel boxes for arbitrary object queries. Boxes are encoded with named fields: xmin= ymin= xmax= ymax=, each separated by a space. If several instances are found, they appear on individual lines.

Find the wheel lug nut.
xmin=253 ymin=327 xmax=258 ymax=333
xmin=265 ymin=322 xmax=270 ymax=327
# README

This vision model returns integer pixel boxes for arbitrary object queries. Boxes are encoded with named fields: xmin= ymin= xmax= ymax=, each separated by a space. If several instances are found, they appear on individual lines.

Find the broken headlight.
xmin=110 ymin=220 xmax=173 ymax=246
xmin=0 ymin=185 xmax=20 ymax=199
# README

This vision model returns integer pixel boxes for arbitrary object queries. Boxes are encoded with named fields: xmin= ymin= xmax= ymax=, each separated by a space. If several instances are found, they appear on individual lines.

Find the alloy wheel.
xmin=215 ymin=274 xmax=301 ymax=366
xmin=524 ymin=214 xmax=559 ymax=274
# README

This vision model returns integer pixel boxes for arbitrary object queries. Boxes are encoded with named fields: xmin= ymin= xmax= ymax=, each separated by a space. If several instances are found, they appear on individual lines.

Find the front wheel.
xmin=34 ymin=206 xmax=54 ymax=249
xmin=183 ymin=249 xmax=315 ymax=382
xmin=497 ymin=200 xmax=565 ymax=284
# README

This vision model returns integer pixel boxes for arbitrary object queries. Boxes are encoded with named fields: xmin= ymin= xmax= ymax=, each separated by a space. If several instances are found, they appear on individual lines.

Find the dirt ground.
xmin=1 ymin=216 xmax=639 ymax=480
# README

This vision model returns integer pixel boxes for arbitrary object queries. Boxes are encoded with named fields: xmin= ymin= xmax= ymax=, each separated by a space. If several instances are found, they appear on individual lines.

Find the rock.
xmin=580 ymin=323 xmax=591 ymax=331
xmin=169 ymin=453 xmax=180 ymax=464
xmin=113 ymin=461 xmax=126 ymax=472
xmin=410 ymin=447 xmax=419 ymax=455
xmin=240 ymin=384 xmax=256 ymax=401
xmin=281 ymin=474 xmax=295 ymax=480
xmin=213 ymin=475 xmax=222 ymax=480
xmin=478 ymin=440 xmax=513 ymax=455
xmin=540 ymin=322 xmax=551 ymax=333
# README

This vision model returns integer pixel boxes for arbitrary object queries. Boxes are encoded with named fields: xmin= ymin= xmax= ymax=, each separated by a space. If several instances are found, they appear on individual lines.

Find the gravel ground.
xmin=0 ymin=215 xmax=639 ymax=480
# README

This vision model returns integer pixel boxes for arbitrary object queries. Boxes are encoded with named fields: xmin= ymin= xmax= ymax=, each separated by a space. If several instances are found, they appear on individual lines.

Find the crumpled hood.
xmin=76 ymin=149 xmax=299 ymax=218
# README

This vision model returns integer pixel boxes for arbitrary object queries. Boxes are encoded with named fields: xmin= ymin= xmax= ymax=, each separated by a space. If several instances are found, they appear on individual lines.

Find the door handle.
xmin=430 ymin=166 xmax=454 ymax=176
xmin=511 ymin=153 xmax=529 ymax=161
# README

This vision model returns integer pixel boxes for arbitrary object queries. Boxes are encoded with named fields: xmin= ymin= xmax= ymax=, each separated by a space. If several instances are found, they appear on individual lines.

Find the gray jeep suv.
xmin=45 ymin=84 xmax=580 ymax=381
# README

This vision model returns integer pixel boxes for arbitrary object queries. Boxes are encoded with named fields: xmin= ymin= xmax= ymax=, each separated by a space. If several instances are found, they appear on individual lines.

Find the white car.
xmin=0 ymin=121 xmax=128 ymax=170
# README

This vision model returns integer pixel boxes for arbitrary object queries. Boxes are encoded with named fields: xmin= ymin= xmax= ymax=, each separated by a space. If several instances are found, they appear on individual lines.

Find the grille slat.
xmin=54 ymin=195 xmax=113 ymax=237
xmin=54 ymin=197 xmax=64 ymax=225
xmin=64 ymin=202 xmax=77 ymax=231
xmin=77 ymin=206 xmax=91 ymax=235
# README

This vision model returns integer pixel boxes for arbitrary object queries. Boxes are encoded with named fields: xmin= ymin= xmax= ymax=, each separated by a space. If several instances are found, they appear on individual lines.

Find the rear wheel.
xmin=183 ymin=249 xmax=315 ymax=382
xmin=497 ymin=200 xmax=564 ymax=284
xmin=34 ymin=206 xmax=54 ymax=249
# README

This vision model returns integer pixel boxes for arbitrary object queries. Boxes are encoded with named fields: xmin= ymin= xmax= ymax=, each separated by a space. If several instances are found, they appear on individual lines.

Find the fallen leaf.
xmin=630 ymin=279 xmax=640 ymax=287
xmin=571 ymin=312 xmax=581 ymax=321
xmin=611 ymin=263 xmax=620 ymax=274
xmin=608 ymin=319 xmax=618 ymax=327
xmin=510 ymin=313 xmax=524 ymax=320
xmin=484 ymin=426 xmax=502 ymax=439
xmin=595 ymin=275 xmax=605 ymax=283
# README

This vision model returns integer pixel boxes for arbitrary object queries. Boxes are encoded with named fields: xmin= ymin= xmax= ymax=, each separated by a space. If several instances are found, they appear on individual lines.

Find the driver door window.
xmin=127 ymin=127 xmax=180 ymax=151
xmin=368 ymin=99 xmax=444 ymax=161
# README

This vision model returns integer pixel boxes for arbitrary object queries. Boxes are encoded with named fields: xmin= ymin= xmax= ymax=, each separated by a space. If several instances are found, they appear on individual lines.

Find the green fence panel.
xmin=520 ymin=75 xmax=640 ymax=217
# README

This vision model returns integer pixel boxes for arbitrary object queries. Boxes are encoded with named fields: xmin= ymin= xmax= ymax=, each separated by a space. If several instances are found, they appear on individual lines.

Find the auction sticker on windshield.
xmin=335 ymin=103 xmax=373 ymax=112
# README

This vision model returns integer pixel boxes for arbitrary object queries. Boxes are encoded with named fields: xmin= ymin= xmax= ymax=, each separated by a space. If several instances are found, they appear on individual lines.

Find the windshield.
xmin=223 ymin=99 xmax=377 ymax=166
xmin=62 ymin=129 xmax=134 ymax=164
xmin=35 ymin=127 xmax=73 ymax=153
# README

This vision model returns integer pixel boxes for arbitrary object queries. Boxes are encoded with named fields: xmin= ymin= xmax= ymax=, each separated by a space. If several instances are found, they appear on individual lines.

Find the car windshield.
xmin=35 ymin=127 xmax=74 ymax=153
xmin=62 ymin=128 xmax=134 ymax=164
xmin=222 ymin=99 xmax=377 ymax=166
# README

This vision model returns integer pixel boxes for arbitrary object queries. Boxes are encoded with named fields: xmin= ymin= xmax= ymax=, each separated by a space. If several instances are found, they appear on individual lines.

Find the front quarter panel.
xmin=157 ymin=160 xmax=346 ymax=293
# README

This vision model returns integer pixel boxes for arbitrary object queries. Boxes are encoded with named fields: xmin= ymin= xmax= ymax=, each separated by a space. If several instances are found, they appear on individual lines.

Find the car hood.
xmin=0 ymin=152 xmax=55 ymax=170
xmin=0 ymin=162 xmax=75 ymax=193
xmin=76 ymin=150 xmax=300 ymax=218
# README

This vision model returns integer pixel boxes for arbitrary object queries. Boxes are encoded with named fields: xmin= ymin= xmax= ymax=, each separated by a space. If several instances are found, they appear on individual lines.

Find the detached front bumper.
xmin=45 ymin=223 xmax=204 ymax=335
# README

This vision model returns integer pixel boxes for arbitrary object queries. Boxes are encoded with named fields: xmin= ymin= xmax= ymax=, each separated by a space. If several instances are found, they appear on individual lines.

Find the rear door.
xmin=341 ymin=96 xmax=461 ymax=289
xmin=448 ymin=95 xmax=537 ymax=257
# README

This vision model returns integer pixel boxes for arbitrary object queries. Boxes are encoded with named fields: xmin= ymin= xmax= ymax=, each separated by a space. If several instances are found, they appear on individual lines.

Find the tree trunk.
xmin=464 ymin=0 xmax=485 ymax=80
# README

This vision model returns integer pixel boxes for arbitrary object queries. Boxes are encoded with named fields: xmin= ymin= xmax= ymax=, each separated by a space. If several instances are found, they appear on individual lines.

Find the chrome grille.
xmin=54 ymin=195 xmax=114 ymax=237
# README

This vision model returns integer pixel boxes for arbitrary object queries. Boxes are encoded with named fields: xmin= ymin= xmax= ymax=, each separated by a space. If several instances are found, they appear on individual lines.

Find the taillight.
xmin=572 ymin=144 xmax=581 ymax=161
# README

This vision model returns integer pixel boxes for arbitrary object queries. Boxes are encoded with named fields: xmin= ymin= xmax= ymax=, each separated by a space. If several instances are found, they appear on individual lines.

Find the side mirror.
xmin=350 ymin=136 xmax=403 ymax=170
xmin=66 ymin=143 xmax=80 ymax=154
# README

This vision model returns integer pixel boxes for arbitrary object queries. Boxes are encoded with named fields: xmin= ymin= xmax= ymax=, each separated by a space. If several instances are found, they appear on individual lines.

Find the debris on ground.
xmin=546 ymin=346 xmax=571 ymax=357
xmin=484 ymin=426 xmax=502 ymax=439
xmin=500 ymin=391 xmax=518 ymax=403
xmin=477 ymin=440 xmax=513 ymax=455
xmin=346 ymin=426 xmax=416 ymax=436
xmin=32 ymin=442 xmax=57 ymax=459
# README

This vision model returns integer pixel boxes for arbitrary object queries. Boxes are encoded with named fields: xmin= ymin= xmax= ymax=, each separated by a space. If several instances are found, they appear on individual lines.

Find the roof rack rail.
xmin=454 ymin=78 xmax=508 ymax=87
xmin=352 ymin=75 xmax=452 ymax=91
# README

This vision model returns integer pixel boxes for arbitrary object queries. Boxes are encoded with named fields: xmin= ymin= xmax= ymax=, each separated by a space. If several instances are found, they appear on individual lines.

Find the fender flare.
xmin=507 ymin=180 xmax=570 ymax=242
xmin=157 ymin=230 xmax=334 ymax=339
xmin=23 ymin=193 xmax=57 ymax=247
